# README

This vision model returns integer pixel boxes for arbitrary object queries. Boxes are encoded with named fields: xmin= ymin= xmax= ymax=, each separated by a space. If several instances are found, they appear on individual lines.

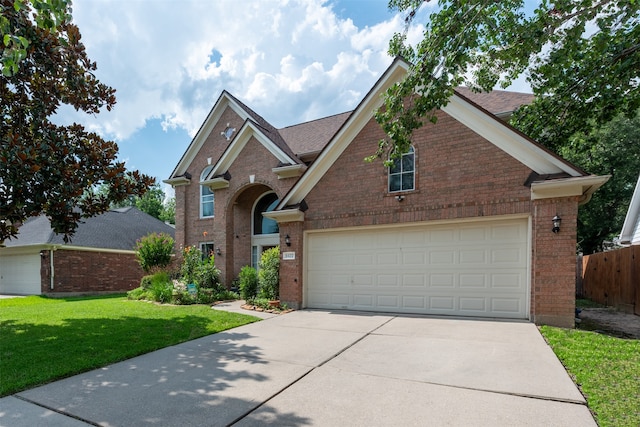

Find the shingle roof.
xmin=224 ymin=91 xmax=302 ymax=164
xmin=278 ymin=111 xmax=352 ymax=157
xmin=275 ymin=88 xmax=532 ymax=159
xmin=4 ymin=207 xmax=175 ymax=251
xmin=455 ymin=87 xmax=534 ymax=116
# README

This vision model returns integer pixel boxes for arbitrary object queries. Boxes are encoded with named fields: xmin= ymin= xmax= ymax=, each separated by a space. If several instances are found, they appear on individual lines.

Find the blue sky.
xmin=58 ymin=0 xmax=531 ymax=199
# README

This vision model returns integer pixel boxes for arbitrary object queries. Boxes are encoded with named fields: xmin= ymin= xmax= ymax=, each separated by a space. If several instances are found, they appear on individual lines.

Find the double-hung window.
xmin=388 ymin=146 xmax=415 ymax=192
xmin=200 ymin=166 xmax=214 ymax=218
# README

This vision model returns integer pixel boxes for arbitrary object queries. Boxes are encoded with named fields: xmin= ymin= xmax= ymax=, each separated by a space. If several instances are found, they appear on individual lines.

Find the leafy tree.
xmin=376 ymin=0 xmax=640 ymax=157
xmin=159 ymin=196 xmax=175 ymax=225
xmin=135 ymin=184 xmax=164 ymax=220
xmin=0 ymin=0 xmax=153 ymax=242
xmin=559 ymin=111 xmax=640 ymax=254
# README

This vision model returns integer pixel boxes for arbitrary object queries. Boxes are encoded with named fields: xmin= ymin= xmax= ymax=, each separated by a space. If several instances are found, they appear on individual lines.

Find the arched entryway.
xmin=226 ymin=184 xmax=280 ymax=284
xmin=251 ymin=191 xmax=279 ymax=268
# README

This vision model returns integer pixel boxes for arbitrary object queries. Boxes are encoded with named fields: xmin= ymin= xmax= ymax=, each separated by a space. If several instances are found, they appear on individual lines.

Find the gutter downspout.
xmin=50 ymin=247 xmax=56 ymax=290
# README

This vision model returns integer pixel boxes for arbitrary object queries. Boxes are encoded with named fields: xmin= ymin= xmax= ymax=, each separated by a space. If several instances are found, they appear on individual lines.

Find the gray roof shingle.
xmin=4 ymin=207 xmax=175 ymax=251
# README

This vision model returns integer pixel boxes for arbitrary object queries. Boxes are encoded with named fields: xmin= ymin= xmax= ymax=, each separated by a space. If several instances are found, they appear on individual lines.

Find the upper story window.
xmin=200 ymin=166 xmax=214 ymax=218
xmin=253 ymin=192 xmax=279 ymax=235
xmin=388 ymin=146 xmax=415 ymax=193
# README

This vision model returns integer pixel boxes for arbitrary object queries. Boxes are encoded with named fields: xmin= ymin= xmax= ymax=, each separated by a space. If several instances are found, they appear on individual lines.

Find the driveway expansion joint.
xmin=228 ymin=315 xmax=398 ymax=426
xmin=14 ymin=395 xmax=101 ymax=427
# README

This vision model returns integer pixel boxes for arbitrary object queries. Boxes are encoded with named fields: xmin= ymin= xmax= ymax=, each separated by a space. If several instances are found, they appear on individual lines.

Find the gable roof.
xmin=455 ymin=87 xmax=534 ymax=118
xmin=274 ymin=57 xmax=606 ymax=212
xmin=619 ymin=173 xmax=640 ymax=245
xmin=279 ymin=111 xmax=352 ymax=159
xmin=3 ymin=207 xmax=175 ymax=251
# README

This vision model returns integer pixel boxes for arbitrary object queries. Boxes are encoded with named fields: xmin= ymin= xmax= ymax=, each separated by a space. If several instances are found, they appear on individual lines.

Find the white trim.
xmin=277 ymin=58 xmax=592 ymax=211
xmin=263 ymin=209 xmax=305 ymax=223
xmin=273 ymin=164 xmax=307 ymax=179
xmin=201 ymin=177 xmax=229 ymax=190
xmin=207 ymin=121 xmax=298 ymax=181
xmin=162 ymin=176 xmax=190 ymax=187
xmin=619 ymin=173 xmax=640 ymax=245
xmin=442 ymin=94 xmax=584 ymax=176
xmin=530 ymin=175 xmax=610 ymax=204
xmin=277 ymin=59 xmax=409 ymax=210
xmin=168 ymin=92 xmax=251 ymax=179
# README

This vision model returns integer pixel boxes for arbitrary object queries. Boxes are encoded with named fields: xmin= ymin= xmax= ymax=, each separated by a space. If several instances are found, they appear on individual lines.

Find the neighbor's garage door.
xmin=0 ymin=254 xmax=42 ymax=295
xmin=306 ymin=218 xmax=529 ymax=319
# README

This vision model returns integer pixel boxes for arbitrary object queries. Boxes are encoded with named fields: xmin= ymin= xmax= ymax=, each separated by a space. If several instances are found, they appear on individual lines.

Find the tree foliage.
xmin=377 ymin=0 xmax=640 ymax=156
xmin=559 ymin=111 xmax=640 ymax=254
xmin=0 ymin=0 xmax=153 ymax=242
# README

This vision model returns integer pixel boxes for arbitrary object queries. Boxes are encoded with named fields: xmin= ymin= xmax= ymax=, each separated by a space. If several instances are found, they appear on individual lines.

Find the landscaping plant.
xmin=257 ymin=246 xmax=280 ymax=300
xmin=127 ymin=245 xmax=231 ymax=305
xmin=135 ymin=232 xmax=174 ymax=273
xmin=238 ymin=266 xmax=258 ymax=300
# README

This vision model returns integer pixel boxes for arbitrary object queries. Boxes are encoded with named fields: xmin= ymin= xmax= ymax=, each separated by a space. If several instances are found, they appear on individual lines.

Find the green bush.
xmin=195 ymin=255 xmax=221 ymax=290
xmin=238 ymin=266 xmax=258 ymax=300
xmin=258 ymin=246 xmax=280 ymax=300
xmin=127 ymin=286 xmax=149 ymax=300
xmin=135 ymin=233 xmax=174 ymax=273
xmin=180 ymin=246 xmax=203 ymax=285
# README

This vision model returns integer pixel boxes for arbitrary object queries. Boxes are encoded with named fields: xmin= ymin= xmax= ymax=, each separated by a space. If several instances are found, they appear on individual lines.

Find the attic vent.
xmin=221 ymin=123 xmax=236 ymax=140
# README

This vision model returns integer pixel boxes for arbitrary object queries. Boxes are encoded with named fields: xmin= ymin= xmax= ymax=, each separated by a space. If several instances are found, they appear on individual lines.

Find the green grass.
xmin=540 ymin=326 xmax=640 ymax=427
xmin=0 ymin=294 xmax=259 ymax=397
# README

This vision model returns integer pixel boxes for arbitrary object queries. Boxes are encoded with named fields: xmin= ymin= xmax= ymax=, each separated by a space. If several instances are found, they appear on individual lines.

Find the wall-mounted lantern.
xmin=285 ymin=234 xmax=291 ymax=247
xmin=216 ymin=247 xmax=222 ymax=256
xmin=552 ymin=215 xmax=562 ymax=234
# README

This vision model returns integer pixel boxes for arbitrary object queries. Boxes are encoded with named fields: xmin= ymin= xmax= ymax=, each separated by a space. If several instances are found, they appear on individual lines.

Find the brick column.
xmin=531 ymin=197 xmax=579 ymax=327
xmin=278 ymin=221 xmax=304 ymax=309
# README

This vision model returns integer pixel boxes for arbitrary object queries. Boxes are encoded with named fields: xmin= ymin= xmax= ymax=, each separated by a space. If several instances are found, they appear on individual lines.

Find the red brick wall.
xmin=41 ymin=249 xmax=145 ymax=295
xmin=531 ymin=197 xmax=580 ymax=327
xmin=303 ymin=112 xmax=533 ymax=230
xmin=174 ymin=109 xmax=299 ymax=285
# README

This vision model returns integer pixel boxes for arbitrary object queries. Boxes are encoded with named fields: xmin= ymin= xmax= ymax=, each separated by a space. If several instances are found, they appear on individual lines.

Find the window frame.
xmin=388 ymin=145 xmax=415 ymax=193
xmin=200 ymin=242 xmax=215 ymax=259
xmin=200 ymin=166 xmax=215 ymax=218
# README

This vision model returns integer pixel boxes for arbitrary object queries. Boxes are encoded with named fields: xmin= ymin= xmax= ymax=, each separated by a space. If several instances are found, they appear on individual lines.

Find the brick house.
xmin=0 ymin=207 xmax=175 ymax=296
xmin=165 ymin=58 xmax=608 ymax=327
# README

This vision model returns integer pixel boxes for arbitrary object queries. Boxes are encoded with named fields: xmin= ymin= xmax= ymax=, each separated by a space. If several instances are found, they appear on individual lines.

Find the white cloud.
xmin=54 ymin=0 xmax=404 ymax=140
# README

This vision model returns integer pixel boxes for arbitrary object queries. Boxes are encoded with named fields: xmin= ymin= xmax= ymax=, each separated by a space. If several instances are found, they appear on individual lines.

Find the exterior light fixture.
xmin=216 ymin=247 xmax=222 ymax=256
xmin=285 ymin=234 xmax=291 ymax=246
xmin=552 ymin=214 xmax=562 ymax=234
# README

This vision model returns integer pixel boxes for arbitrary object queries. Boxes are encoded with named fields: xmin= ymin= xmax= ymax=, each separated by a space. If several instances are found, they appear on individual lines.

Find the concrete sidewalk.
xmin=0 ymin=304 xmax=595 ymax=426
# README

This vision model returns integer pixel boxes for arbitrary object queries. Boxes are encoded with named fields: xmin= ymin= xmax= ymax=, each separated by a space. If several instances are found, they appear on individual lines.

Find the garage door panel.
xmin=306 ymin=218 xmax=529 ymax=319
xmin=429 ymin=296 xmax=455 ymax=311
xmin=0 ymin=254 xmax=42 ymax=295
xmin=459 ymin=274 xmax=487 ymax=288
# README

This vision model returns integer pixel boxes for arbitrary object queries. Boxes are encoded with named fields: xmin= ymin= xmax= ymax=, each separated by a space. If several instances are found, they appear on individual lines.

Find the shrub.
xmin=238 ymin=266 xmax=258 ymax=300
xmin=195 ymin=255 xmax=221 ymax=290
xmin=180 ymin=246 xmax=203 ymax=285
xmin=258 ymin=246 xmax=280 ymax=300
xmin=127 ymin=286 xmax=149 ymax=300
xmin=135 ymin=233 xmax=174 ymax=273
xmin=148 ymin=272 xmax=173 ymax=302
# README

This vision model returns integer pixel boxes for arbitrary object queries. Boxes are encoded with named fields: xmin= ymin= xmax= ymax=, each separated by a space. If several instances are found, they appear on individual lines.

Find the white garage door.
xmin=306 ymin=218 xmax=529 ymax=319
xmin=0 ymin=254 xmax=42 ymax=295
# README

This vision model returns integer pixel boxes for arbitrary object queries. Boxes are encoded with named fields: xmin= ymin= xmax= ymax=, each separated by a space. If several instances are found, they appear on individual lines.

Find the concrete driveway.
xmin=1 ymin=305 xmax=595 ymax=426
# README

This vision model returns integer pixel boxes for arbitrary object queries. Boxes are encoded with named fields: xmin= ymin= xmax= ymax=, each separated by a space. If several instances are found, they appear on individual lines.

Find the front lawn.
xmin=0 ymin=294 xmax=259 ymax=397
xmin=540 ymin=326 xmax=640 ymax=427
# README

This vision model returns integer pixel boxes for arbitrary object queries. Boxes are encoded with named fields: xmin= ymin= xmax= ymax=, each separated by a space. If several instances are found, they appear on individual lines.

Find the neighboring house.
xmin=165 ymin=58 xmax=608 ymax=327
xmin=0 ymin=207 xmax=175 ymax=296
xmin=618 ymin=173 xmax=640 ymax=245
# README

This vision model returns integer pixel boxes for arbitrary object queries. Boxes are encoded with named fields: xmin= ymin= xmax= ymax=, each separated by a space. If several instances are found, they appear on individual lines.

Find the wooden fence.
xmin=578 ymin=246 xmax=640 ymax=315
